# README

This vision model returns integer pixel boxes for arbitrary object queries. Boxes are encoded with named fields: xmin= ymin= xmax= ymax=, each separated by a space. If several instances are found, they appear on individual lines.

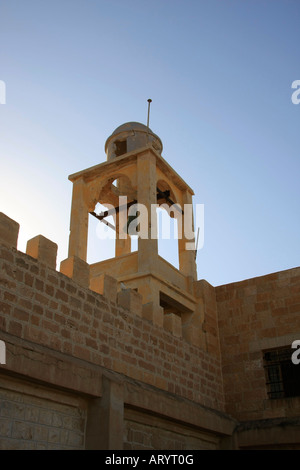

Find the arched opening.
xmin=87 ymin=173 xmax=137 ymax=264
xmin=87 ymin=202 xmax=116 ymax=265
xmin=156 ymin=179 xmax=180 ymax=269
xmin=156 ymin=206 xmax=179 ymax=269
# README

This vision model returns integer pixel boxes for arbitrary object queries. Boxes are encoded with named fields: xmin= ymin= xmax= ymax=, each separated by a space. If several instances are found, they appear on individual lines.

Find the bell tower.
xmin=67 ymin=120 xmax=202 ymax=344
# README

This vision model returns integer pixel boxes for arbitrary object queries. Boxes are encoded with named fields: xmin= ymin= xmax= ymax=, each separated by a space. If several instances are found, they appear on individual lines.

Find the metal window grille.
xmin=264 ymin=347 xmax=300 ymax=399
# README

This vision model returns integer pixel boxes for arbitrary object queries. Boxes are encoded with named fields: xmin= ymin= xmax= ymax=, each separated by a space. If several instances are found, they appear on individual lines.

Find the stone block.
xmin=60 ymin=256 xmax=89 ymax=288
xmin=0 ymin=212 xmax=19 ymax=248
xmin=182 ymin=324 xmax=203 ymax=348
xmin=163 ymin=313 xmax=182 ymax=338
xmin=142 ymin=302 xmax=164 ymax=328
xmin=117 ymin=288 xmax=142 ymax=316
xmin=26 ymin=235 xmax=58 ymax=269
xmin=90 ymin=274 xmax=117 ymax=303
xmin=194 ymin=279 xmax=215 ymax=299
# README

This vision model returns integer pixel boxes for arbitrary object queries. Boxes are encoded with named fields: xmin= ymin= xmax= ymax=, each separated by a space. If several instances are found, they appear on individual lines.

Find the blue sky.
xmin=0 ymin=0 xmax=299 ymax=286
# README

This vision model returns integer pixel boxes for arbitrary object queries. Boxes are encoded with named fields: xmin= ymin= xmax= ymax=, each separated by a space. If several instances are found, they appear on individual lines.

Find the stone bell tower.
xmin=66 ymin=121 xmax=203 ymax=345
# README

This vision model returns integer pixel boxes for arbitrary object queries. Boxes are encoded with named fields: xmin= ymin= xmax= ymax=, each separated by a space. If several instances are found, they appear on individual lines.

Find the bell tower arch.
xmin=67 ymin=121 xmax=201 ymax=342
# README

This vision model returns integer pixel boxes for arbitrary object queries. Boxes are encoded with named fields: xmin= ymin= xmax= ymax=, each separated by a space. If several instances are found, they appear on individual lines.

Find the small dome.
xmin=105 ymin=121 xmax=163 ymax=160
xmin=111 ymin=122 xmax=150 ymax=136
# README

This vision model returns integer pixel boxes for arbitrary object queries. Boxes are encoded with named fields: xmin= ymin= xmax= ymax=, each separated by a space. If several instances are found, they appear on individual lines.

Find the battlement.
xmin=0 ymin=211 xmax=224 ymax=411
xmin=1 ymin=210 xmax=300 ymax=450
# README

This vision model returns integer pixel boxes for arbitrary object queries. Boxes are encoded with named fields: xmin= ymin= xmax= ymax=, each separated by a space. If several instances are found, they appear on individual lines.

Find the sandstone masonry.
xmin=0 ymin=217 xmax=300 ymax=449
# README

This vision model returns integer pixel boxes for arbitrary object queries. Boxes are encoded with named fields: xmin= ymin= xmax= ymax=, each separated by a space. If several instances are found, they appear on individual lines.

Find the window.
xmin=115 ymin=140 xmax=127 ymax=157
xmin=264 ymin=347 xmax=300 ymax=399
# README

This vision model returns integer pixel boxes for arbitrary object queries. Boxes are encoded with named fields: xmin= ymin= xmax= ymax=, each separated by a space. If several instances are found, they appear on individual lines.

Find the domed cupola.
xmin=105 ymin=121 xmax=163 ymax=160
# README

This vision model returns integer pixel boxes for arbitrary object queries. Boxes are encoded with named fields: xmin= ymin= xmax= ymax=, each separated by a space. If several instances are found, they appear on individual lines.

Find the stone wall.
xmin=0 ymin=375 xmax=87 ymax=450
xmin=123 ymin=407 xmax=220 ymax=450
xmin=1 ymin=211 xmax=300 ymax=449
xmin=0 ymin=241 xmax=223 ymax=411
xmin=216 ymin=267 xmax=300 ymax=421
xmin=0 ymin=212 xmax=235 ymax=449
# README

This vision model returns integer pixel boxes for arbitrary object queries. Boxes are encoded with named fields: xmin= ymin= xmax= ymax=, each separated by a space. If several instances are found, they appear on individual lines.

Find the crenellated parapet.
xmin=0 ymin=211 xmax=224 ymax=412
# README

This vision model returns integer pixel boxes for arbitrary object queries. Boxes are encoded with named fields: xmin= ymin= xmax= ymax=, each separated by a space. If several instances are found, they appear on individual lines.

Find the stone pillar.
xmin=115 ymin=190 xmax=131 ymax=258
xmin=194 ymin=279 xmax=220 ymax=355
xmin=178 ymin=190 xmax=197 ymax=280
xmin=68 ymin=178 xmax=89 ymax=261
xmin=137 ymin=277 xmax=161 ymax=314
xmin=142 ymin=302 xmax=164 ymax=328
xmin=60 ymin=256 xmax=90 ymax=288
xmin=164 ymin=313 xmax=182 ymax=337
xmin=117 ymin=288 xmax=143 ymax=316
xmin=137 ymin=152 xmax=158 ymax=273
xmin=115 ymin=211 xmax=131 ymax=257
xmin=0 ymin=212 xmax=19 ymax=248
xmin=85 ymin=375 xmax=124 ymax=450
xmin=26 ymin=235 xmax=58 ymax=269
xmin=90 ymin=274 xmax=118 ymax=302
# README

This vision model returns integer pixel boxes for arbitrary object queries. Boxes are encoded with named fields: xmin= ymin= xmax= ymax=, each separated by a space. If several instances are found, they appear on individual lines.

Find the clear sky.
xmin=0 ymin=0 xmax=299 ymax=287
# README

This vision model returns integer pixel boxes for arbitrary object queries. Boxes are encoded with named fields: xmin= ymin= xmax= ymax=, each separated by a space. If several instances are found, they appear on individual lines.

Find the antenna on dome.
xmin=147 ymin=99 xmax=152 ymax=128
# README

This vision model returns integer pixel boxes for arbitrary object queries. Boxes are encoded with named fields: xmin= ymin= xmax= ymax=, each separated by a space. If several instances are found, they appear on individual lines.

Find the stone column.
xmin=85 ymin=375 xmax=124 ymax=450
xmin=115 ymin=210 xmax=131 ymax=257
xmin=178 ymin=190 xmax=197 ymax=280
xmin=136 ymin=152 xmax=158 ymax=272
xmin=0 ymin=212 xmax=19 ymax=248
xmin=68 ymin=177 xmax=89 ymax=261
xmin=26 ymin=235 xmax=58 ymax=269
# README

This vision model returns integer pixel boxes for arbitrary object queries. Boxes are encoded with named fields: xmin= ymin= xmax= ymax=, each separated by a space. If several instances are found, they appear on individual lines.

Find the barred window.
xmin=264 ymin=347 xmax=300 ymax=399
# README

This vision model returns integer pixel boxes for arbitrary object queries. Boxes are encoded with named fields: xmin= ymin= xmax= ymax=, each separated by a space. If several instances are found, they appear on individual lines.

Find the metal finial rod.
xmin=147 ymin=99 xmax=152 ymax=128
